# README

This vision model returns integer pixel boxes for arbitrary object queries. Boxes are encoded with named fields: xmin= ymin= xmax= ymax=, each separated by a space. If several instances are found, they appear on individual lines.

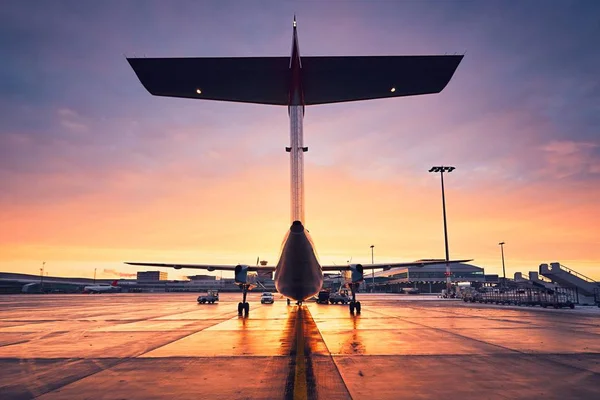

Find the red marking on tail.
xmin=111 ymin=280 xmax=118 ymax=286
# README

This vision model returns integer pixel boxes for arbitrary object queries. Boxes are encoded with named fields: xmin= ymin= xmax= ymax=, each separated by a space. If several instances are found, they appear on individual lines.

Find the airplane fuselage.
xmin=274 ymin=221 xmax=323 ymax=301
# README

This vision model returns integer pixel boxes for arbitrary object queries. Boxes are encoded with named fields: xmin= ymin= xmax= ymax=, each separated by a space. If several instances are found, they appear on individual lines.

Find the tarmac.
xmin=1 ymin=293 xmax=599 ymax=400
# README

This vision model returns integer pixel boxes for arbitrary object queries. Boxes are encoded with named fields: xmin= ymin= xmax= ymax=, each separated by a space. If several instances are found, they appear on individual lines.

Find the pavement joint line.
xmin=366 ymin=305 xmax=600 ymax=377
xmin=304 ymin=305 xmax=352 ymax=399
xmin=366 ymin=305 xmax=526 ymax=355
xmin=404 ymin=303 xmax=600 ymax=330
xmin=30 ymin=312 xmax=238 ymax=399
xmin=404 ymin=303 xmax=600 ymax=340
xmin=30 ymin=358 xmax=125 ymax=399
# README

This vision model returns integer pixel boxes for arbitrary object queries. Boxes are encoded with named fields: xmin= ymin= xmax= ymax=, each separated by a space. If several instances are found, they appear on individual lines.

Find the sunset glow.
xmin=1 ymin=1 xmax=599 ymax=280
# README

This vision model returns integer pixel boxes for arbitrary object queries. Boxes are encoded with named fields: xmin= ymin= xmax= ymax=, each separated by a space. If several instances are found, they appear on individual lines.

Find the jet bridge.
xmin=539 ymin=262 xmax=600 ymax=305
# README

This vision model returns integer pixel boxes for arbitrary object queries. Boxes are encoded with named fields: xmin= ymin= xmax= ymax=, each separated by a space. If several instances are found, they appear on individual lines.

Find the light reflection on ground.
xmin=0 ymin=293 xmax=599 ymax=399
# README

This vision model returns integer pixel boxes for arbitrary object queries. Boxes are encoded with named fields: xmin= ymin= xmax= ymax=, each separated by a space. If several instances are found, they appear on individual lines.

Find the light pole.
xmin=93 ymin=268 xmax=97 ymax=284
xmin=499 ymin=242 xmax=506 ymax=288
xmin=40 ymin=261 xmax=45 ymax=287
xmin=370 ymin=245 xmax=375 ymax=292
xmin=429 ymin=166 xmax=455 ymax=292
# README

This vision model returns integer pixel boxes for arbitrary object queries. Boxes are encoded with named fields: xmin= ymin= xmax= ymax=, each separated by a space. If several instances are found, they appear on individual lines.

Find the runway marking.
xmin=284 ymin=306 xmax=318 ymax=400
xmin=285 ymin=305 xmax=350 ymax=400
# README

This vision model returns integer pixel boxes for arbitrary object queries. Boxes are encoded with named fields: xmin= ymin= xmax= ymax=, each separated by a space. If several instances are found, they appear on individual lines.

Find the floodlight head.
xmin=499 ymin=241 xmax=505 ymax=246
xmin=430 ymin=166 xmax=455 ymax=173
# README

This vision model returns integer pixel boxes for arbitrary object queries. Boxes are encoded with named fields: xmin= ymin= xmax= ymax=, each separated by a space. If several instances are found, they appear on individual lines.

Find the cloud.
xmin=57 ymin=108 xmax=89 ymax=133
xmin=540 ymin=140 xmax=600 ymax=179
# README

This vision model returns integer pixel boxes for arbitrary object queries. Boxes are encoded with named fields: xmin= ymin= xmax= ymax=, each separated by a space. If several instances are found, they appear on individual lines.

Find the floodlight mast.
xmin=499 ymin=242 xmax=506 ymax=288
xmin=370 ymin=244 xmax=375 ymax=292
xmin=429 ymin=166 xmax=455 ymax=292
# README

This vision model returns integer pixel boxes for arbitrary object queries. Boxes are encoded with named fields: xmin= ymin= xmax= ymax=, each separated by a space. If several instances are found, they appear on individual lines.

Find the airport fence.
xmin=463 ymin=287 xmax=576 ymax=309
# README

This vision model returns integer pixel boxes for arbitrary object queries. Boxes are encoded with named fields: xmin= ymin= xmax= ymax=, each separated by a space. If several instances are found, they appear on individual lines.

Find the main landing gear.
xmin=284 ymin=298 xmax=302 ymax=306
xmin=238 ymin=284 xmax=250 ymax=316
xmin=349 ymin=283 xmax=361 ymax=314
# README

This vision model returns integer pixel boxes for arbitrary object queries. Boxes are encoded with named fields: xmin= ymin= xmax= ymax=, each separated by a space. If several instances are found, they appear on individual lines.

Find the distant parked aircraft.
xmin=83 ymin=280 xmax=121 ymax=294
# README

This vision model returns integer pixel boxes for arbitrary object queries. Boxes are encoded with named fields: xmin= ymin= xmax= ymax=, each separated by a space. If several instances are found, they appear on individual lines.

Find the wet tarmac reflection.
xmin=1 ymin=293 xmax=600 ymax=399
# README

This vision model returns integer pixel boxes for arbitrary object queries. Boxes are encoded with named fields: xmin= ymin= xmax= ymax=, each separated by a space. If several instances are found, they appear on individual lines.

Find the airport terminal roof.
xmin=374 ymin=262 xmax=484 ymax=279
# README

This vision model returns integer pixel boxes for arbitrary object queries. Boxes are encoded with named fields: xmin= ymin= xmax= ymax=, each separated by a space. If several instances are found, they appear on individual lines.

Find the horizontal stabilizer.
xmin=128 ymin=57 xmax=290 ymax=105
xmin=127 ymin=55 xmax=462 ymax=106
xmin=302 ymin=55 xmax=463 ymax=105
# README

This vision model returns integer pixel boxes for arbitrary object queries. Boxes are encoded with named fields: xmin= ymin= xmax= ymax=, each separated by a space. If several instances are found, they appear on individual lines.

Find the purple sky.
xmin=1 ymin=0 xmax=599 ymax=279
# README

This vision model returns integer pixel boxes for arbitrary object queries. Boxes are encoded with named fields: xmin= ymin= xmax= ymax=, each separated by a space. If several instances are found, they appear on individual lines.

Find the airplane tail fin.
xmin=111 ymin=280 xmax=118 ymax=287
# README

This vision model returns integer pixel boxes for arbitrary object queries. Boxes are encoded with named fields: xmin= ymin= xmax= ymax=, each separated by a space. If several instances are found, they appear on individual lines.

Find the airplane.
xmin=83 ymin=280 xmax=122 ymax=294
xmin=125 ymin=18 xmax=468 ymax=315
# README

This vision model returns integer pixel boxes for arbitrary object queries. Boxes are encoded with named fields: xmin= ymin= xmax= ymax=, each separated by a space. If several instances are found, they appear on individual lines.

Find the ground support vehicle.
xmin=316 ymin=290 xmax=330 ymax=304
xmin=260 ymin=292 xmax=274 ymax=304
xmin=197 ymin=290 xmax=219 ymax=304
xmin=463 ymin=288 xmax=576 ymax=309
xmin=329 ymin=290 xmax=350 ymax=305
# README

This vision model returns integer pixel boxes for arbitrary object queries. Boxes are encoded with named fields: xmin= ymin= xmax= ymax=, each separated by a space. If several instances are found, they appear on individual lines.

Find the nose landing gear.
xmin=348 ymin=283 xmax=361 ymax=314
xmin=238 ymin=284 xmax=250 ymax=316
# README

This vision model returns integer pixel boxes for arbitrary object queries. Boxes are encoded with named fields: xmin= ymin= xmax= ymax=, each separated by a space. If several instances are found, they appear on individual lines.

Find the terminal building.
xmin=137 ymin=271 xmax=168 ymax=281
xmin=367 ymin=262 xmax=489 ymax=293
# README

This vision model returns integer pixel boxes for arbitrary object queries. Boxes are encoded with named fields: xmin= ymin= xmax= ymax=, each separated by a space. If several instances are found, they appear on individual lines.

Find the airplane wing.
xmin=321 ymin=259 xmax=473 ymax=272
xmin=127 ymin=55 xmax=462 ymax=106
xmin=125 ymin=262 xmax=276 ymax=272
xmin=302 ymin=55 xmax=463 ymax=105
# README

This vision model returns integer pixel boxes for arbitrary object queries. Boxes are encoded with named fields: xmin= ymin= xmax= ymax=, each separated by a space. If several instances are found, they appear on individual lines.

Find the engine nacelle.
xmin=349 ymin=264 xmax=364 ymax=283
xmin=235 ymin=265 xmax=250 ymax=284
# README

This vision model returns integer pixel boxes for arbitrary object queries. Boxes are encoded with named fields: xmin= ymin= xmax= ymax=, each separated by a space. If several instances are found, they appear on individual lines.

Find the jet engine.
xmin=235 ymin=265 xmax=250 ymax=284
xmin=349 ymin=264 xmax=364 ymax=283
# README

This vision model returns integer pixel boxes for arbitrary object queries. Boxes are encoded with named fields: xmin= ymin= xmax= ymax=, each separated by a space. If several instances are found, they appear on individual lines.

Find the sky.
xmin=1 ymin=0 xmax=599 ymax=281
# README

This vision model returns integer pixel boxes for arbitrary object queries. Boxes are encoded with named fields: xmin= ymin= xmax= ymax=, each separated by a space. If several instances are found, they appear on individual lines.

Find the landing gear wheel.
xmin=287 ymin=299 xmax=291 ymax=306
xmin=297 ymin=301 xmax=303 ymax=306
xmin=349 ymin=301 xmax=355 ymax=314
xmin=238 ymin=302 xmax=244 ymax=315
xmin=243 ymin=302 xmax=250 ymax=315
xmin=355 ymin=301 xmax=361 ymax=314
